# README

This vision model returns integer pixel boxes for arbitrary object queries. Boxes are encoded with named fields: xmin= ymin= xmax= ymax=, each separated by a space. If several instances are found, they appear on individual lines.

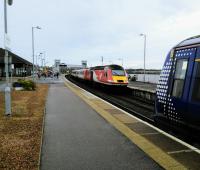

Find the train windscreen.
xmin=109 ymin=65 xmax=125 ymax=76
xmin=112 ymin=70 xmax=125 ymax=76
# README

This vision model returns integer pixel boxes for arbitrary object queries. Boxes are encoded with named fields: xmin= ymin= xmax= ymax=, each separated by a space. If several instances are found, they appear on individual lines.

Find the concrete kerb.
xmin=38 ymin=87 xmax=49 ymax=170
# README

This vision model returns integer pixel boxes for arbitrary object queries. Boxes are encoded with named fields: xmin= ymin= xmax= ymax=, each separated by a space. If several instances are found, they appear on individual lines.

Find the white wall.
xmin=129 ymin=74 xmax=160 ymax=84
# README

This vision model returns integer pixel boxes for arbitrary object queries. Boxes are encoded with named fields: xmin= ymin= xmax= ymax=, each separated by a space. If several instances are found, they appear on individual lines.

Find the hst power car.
xmin=71 ymin=64 xmax=128 ymax=86
xmin=155 ymin=35 xmax=200 ymax=131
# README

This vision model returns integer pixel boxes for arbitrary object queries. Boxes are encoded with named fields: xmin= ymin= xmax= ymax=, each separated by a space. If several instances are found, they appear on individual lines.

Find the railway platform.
xmin=128 ymin=81 xmax=157 ymax=93
xmin=40 ymin=77 xmax=200 ymax=169
xmin=40 ymin=79 xmax=161 ymax=170
xmin=127 ymin=81 xmax=156 ymax=102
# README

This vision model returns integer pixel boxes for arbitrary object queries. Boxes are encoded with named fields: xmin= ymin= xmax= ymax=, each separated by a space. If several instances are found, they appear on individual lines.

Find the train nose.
xmin=112 ymin=76 xmax=128 ymax=83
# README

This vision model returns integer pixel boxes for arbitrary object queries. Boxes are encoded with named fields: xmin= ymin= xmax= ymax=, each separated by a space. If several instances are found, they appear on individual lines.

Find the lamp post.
xmin=140 ymin=33 xmax=147 ymax=82
xmin=32 ymin=26 xmax=41 ymax=81
xmin=36 ymin=52 xmax=43 ymax=71
xmin=42 ymin=51 xmax=46 ymax=67
xmin=37 ymin=52 xmax=42 ymax=67
xmin=39 ymin=52 xmax=46 ymax=68
xmin=101 ymin=56 xmax=103 ymax=66
xmin=4 ymin=0 xmax=13 ymax=116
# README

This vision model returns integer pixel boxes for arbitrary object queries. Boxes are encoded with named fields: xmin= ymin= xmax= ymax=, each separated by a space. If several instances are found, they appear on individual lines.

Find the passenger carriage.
xmin=155 ymin=35 xmax=200 ymax=131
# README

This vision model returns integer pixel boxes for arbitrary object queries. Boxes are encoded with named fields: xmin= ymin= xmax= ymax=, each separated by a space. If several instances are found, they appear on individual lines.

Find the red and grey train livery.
xmin=155 ymin=35 xmax=200 ymax=131
xmin=71 ymin=64 xmax=128 ymax=86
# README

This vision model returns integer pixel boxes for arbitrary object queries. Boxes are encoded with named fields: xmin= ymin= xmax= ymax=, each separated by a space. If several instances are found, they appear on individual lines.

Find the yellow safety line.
xmin=63 ymin=80 xmax=186 ymax=170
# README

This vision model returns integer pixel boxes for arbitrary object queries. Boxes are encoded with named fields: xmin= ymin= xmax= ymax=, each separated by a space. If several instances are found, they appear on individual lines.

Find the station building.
xmin=0 ymin=48 xmax=32 ymax=80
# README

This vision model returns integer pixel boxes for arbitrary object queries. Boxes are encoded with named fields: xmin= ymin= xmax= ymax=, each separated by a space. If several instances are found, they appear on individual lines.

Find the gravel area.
xmin=0 ymin=84 xmax=48 ymax=170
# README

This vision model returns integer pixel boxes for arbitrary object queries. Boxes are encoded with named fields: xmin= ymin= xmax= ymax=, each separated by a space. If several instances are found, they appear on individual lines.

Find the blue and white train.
xmin=155 ymin=35 xmax=200 ymax=131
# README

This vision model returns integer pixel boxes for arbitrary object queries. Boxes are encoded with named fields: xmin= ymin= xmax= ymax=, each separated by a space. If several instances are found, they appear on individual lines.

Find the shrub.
xmin=17 ymin=79 xmax=36 ymax=91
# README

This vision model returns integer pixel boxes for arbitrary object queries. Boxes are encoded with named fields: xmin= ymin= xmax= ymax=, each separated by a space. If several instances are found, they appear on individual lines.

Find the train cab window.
xmin=172 ymin=59 xmax=188 ymax=98
xmin=109 ymin=65 xmax=125 ymax=76
xmin=191 ymin=61 xmax=200 ymax=102
xmin=112 ymin=70 xmax=125 ymax=76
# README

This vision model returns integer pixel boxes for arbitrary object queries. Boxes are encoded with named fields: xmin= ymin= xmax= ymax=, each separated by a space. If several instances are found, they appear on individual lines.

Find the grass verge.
xmin=0 ymin=84 xmax=48 ymax=170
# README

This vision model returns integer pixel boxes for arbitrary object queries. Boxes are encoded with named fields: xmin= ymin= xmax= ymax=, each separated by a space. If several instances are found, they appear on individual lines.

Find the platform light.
xmin=7 ymin=0 xmax=13 ymax=5
xmin=32 ymin=26 xmax=42 ymax=81
xmin=36 ymin=26 xmax=41 ymax=30
xmin=139 ymin=33 xmax=147 ymax=83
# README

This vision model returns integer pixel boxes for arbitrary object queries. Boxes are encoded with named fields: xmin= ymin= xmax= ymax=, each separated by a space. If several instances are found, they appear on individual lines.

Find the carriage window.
xmin=172 ymin=59 xmax=188 ymax=98
xmin=191 ymin=61 xmax=200 ymax=102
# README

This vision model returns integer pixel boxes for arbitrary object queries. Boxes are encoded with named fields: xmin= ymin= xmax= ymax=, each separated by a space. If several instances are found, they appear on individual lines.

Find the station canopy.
xmin=0 ymin=48 xmax=32 ymax=65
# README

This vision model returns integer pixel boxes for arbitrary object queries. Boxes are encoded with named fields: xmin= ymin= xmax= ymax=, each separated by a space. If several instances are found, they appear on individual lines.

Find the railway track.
xmin=66 ymin=75 xmax=155 ymax=124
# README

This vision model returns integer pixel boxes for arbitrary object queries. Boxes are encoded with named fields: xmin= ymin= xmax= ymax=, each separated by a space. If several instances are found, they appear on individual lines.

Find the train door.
xmin=90 ymin=70 xmax=93 ymax=81
xmin=167 ymin=48 xmax=196 ymax=122
xmin=187 ymin=47 xmax=200 ymax=127
xmin=102 ymin=67 xmax=108 ymax=83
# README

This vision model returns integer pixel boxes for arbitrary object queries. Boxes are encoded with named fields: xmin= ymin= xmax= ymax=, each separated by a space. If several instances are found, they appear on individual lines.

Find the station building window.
xmin=172 ymin=59 xmax=188 ymax=98
xmin=192 ymin=61 xmax=200 ymax=102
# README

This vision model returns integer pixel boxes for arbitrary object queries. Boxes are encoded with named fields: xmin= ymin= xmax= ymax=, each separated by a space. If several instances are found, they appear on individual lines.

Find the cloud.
xmin=0 ymin=0 xmax=200 ymax=68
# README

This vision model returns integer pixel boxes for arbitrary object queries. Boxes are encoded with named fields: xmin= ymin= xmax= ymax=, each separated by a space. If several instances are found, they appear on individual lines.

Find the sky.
xmin=1 ymin=0 xmax=200 ymax=69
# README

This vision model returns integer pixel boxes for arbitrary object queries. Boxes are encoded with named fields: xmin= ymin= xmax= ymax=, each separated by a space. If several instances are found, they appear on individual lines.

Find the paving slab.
xmin=40 ymin=83 xmax=162 ymax=170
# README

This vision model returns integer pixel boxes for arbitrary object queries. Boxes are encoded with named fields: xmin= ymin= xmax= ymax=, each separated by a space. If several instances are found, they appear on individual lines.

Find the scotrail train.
xmin=155 ymin=35 xmax=200 ymax=131
xmin=71 ymin=64 xmax=128 ymax=86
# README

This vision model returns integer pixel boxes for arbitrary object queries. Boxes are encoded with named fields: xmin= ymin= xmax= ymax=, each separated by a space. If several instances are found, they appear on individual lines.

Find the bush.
xmin=16 ymin=79 xmax=36 ymax=91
